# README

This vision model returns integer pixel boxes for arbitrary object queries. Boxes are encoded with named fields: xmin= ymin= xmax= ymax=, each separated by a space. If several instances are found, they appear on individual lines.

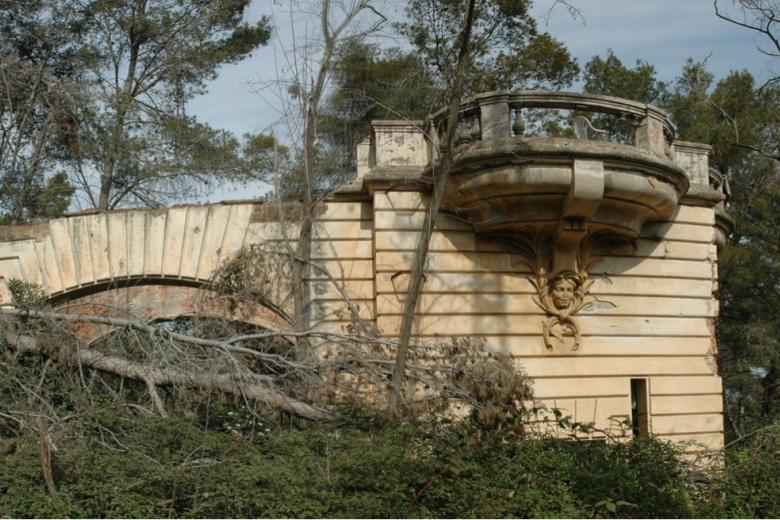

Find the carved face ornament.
xmin=551 ymin=278 xmax=576 ymax=311
xmin=528 ymin=269 xmax=590 ymax=352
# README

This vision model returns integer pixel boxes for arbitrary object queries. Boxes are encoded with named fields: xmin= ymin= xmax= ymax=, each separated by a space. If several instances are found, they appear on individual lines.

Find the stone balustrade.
xmin=427 ymin=90 xmax=675 ymax=159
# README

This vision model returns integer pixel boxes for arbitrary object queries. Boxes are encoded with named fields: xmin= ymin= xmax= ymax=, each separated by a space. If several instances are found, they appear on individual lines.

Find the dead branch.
xmin=0 ymin=307 xmax=395 ymax=352
xmin=4 ymin=331 xmax=331 ymax=421
xmin=715 ymin=0 xmax=780 ymax=90
xmin=1 ymin=307 xmax=534 ymax=424
xmin=1 ymin=307 xmax=309 ymax=371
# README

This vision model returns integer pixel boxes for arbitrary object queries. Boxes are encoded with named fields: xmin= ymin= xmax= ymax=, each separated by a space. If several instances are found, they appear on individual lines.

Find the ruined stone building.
xmin=0 ymin=91 xmax=731 ymax=452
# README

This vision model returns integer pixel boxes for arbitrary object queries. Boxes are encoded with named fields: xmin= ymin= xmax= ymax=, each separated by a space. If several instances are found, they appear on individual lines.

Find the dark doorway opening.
xmin=630 ymin=378 xmax=650 ymax=437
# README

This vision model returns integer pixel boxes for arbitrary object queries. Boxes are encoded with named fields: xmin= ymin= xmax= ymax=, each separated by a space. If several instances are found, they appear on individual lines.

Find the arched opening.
xmin=52 ymin=284 xmax=292 ymax=345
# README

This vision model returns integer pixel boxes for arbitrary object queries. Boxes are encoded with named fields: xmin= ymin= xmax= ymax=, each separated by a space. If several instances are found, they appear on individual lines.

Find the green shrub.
xmin=695 ymin=423 xmax=780 ymax=518
xmin=0 ymin=404 xmax=696 ymax=518
xmin=1 ymin=347 xmax=776 ymax=518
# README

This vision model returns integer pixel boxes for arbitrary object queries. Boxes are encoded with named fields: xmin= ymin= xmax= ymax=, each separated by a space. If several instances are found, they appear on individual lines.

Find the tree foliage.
xmin=68 ymin=0 xmax=272 ymax=209
xmin=581 ymin=50 xmax=667 ymax=142
xmin=0 ymin=0 xmax=80 ymax=223
xmin=399 ymin=0 xmax=578 ymax=93
xmin=318 ymin=0 xmax=579 ymax=173
xmin=319 ymin=41 xmax=438 ymax=171
xmin=0 ymin=0 xmax=272 ymax=216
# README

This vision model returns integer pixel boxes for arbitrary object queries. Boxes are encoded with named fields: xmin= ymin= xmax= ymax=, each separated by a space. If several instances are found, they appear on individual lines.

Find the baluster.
xmin=456 ymin=119 xmax=471 ymax=145
xmin=469 ymin=114 xmax=481 ymax=142
xmin=512 ymin=108 xmax=524 ymax=137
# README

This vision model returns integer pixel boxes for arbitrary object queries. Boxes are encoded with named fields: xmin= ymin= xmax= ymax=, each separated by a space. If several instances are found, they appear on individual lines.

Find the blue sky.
xmin=186 ymin=0 xmax=775 ymax=201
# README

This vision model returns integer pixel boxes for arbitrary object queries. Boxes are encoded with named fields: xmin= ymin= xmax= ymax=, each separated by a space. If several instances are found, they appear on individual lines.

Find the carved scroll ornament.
xmin=529 ymin=268 xmax=593 ymax=351
xmin=510 ymin=231 xmax=625 ymax=352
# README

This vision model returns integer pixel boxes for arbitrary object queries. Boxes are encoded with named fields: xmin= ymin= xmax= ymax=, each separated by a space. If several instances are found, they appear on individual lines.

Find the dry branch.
xmin=1 ymin=307 xmax=531 ymax=424
xmin=389 ymin=0 xmax=478 ymax=414
xmin=4 ymin=330 xmax=331 ymax=421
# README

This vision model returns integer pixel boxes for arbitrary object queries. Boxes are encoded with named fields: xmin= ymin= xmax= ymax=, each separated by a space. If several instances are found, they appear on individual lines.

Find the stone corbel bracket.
xmin=531 ymin=158 xmax=606 ymax=351
xmin=556 ymin=159 xmax=605 ymax=273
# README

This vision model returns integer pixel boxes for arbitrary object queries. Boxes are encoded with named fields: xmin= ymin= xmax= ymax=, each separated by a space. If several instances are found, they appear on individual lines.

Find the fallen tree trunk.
xmin=4 ymin=331 xmax=331 ymax=421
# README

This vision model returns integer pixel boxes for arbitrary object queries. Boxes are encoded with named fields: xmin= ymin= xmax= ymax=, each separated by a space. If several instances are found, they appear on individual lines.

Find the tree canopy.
xmin=0 ymin=0 xmax=272 ymax=218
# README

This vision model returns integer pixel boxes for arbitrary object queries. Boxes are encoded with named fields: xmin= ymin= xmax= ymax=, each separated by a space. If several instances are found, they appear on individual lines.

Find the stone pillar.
xmin=355 ymin=137 xmax=372 ymax=180
xmin=673 ymin=140 xmax=712 ymax=187
xmin=479 ymin=100 xmax=510 ymax=141
xmin=635 ymin=114 xmax=667 ymax=157
xmin=371 ymin=120 xmax=426 ymax=168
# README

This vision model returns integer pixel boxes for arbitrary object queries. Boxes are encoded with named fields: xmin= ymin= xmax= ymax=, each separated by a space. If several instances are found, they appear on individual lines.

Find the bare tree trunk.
xmin=36 ymin=416 xmax=57 ymax=498
xmin=98 ymin=0 xmax=144 ymax=209
xmin=290 ymin=0 xmax=385 ymax=357
xmin=291 ymin=0 xmax=334 ymax=360
xmin=388 ymin=0 xmax=477 ymax=415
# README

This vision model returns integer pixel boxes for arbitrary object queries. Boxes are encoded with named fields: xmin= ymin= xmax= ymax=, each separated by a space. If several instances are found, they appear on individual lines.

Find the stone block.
xmin=651 ymin=394 xmax=723 ymax=415
xmin=531 ymin=377 xmax=631 ymax=399
xmin=126 ymin=210 xmax=147 ymax=277
xmin=304 ymin=260 xmax=374 ymax=280
xmin=484 ymin=336 xmax=713 ymax=357
xmin=107 ymin=212 xmax=128 ymax=278
xmin=162 ymin=207 xmax=187 ymax=277
xmin=179 ymin=206 xmax=209 ymax=278
xmin=307 ymin=279 xmax=375 ymax=301
xmin=671 ymin=204 xmax=715 ymax=225
xmin=651 ymin=413 xmax=723 ymax=435
xmin=650 ymin=375 xmax=723 ymax=395
xmin=375 ymin=251 xmax=518 ymax=274
xmin=372 ymin=120 xmax=426 ymax=168
xmin=310 ymin=239 xmax=373 ymax=259
xmin=656 ymin=432 xmax=724 ymax=451
xmin=674 ymin=140 xmax=711 ymax=187
xmin=374 ymin=211 xmax=471 ymax=231
xmin=374 ymin=191 xmax=427 ymax=210
xmin=375 ymin=230 xmax=477 ymax=252
xmin=87 ymin=213 xmax=111 ymax=281
xmin=316 ymin=202 xmax=372 ymax=220
xmin=642 ymin=221 xmax=716 ymax=243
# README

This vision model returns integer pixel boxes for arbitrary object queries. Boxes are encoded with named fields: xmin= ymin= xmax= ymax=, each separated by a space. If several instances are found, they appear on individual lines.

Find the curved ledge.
xmin=447 ymin=137 xmax=689 ymax=193
xmin=440 ymin=137 xmax=689 ymax=238
xmin=681 ymin=186 xmax=726 ymax=207
xmin=714 ymin=207 xmax=735 ymax=250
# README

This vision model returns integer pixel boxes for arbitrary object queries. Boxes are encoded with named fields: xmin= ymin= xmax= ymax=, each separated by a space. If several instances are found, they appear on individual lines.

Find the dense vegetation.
xmin=0 ymin=343 xmax=778 ymax=518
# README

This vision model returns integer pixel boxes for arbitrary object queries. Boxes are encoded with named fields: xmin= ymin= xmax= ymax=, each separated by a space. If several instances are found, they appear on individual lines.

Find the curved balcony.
xmin=709 ymin=167 xmax=735 ymax=249
xmin=427 ymin=91 xmax=690 ymax=238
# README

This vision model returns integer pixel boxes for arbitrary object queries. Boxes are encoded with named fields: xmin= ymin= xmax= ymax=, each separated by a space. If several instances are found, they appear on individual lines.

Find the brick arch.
xmin=55 ymin=284 xmax=292 ymax=345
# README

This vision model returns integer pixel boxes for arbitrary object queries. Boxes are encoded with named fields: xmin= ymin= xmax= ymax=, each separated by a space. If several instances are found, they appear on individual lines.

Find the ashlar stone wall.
xmin=0 ymin=91 xmax=728 ymax=453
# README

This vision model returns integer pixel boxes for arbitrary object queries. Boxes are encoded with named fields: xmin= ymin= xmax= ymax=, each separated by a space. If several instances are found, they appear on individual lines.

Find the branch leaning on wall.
xmin=2 ymin=308 xmax=331 ymax=421
xmin=388 ymin=0 xmax=478 ymax=415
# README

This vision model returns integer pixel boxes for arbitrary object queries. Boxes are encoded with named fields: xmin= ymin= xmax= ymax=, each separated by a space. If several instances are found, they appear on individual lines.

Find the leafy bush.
xmin=695 ymin=422 xmax=780 ymax=518
xmin=2 ymin=336 xmax=778 ymax=518
xmin=0 ymin=387 xmax=695 ymax=518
